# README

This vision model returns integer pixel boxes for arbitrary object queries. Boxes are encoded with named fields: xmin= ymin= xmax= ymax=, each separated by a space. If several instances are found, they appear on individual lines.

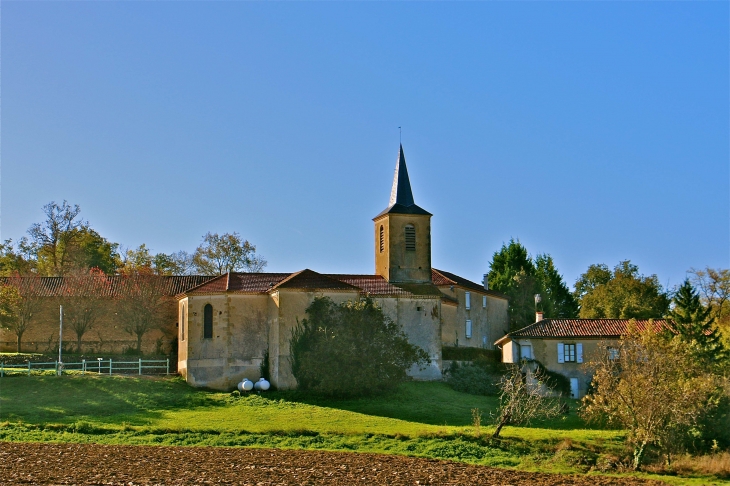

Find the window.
xmin=482 ymin=295 xmax=487 ymax=308
xmin=557 ymin=342 xmax=583 ymax=363
xmin=181 ymin=304 xmax=186 ymax=341
xmin=521 ymin=344 xmax=533 ymax=360
xmin=203 ymin=304 xmax=213 ymax=339
xmin=379 ymin=225 xmax=384 ymax=253
xmin=465 ymin=319 xmax=472 ymax=338
xmin=608 ymin=347 xmax=619 ymax=361
xmin=405 ymin=225 xmax=416 ymax=251
xmin=465 ymin=291 xmax=471 ymax=310
xmin=564 ymin=343 xmax=576 ymax=362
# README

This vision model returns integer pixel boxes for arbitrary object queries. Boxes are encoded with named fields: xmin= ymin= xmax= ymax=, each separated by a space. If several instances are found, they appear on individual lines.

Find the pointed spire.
xmin=389 ymin=144 xmax=415 ymax=207
xmin=374 ymin=144 xmax=431 ymax=219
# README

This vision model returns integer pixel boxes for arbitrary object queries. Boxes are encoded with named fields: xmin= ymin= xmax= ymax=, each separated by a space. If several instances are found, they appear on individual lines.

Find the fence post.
xmin=1 ymin=362 xmax=4 ymax=378
xmin=82 ymin=359 xmax=86 ymax=375
xmin=166 ymin=358 xmax=169 ymax=376
xmin=55 ymin=361 xmax=59 ymax=376
xmin=138 ymin=358 xmax=142 ymax=376
xmin=109 ymin=358 xmax=113 ymax=376
xmin=28 ymin=361 xmax=31 ymax=376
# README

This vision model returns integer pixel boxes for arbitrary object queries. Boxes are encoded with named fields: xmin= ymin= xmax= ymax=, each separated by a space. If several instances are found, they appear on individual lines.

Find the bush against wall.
xmin=290 ymin=297 xmax=429 ymax=397
xmin=441 ymin=346 xmax=498 ymax=362
xmin=444 ymin=359 xmax=504 ymax=396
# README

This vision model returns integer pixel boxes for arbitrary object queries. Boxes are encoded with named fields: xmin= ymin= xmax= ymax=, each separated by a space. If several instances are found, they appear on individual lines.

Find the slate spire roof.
xmin=374 ymin=145 xmax=431 ymax=219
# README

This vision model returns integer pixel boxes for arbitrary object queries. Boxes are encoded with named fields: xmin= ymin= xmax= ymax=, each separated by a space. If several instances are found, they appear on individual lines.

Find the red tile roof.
xmin=184 ymin=273 xmax=291 ymax=295
xmin=432 ymin=269 xmax=508 ymax=300
xmin=326 ymin=275 xmax=415 ymax=297
xmin=182 ymin=271 xmax=442 ymax=298
xmin=0 ymin=275 xmax=215 ymax=298
xmin=495 ymin=318 xmax=674 ymax=345
xmin=273 ymin=270 xmax=359 ymax=291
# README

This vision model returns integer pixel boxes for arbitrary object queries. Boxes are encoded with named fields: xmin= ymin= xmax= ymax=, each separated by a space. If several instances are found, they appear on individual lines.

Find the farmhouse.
xmin=495 ymin=315 xmax=672 ymax=398
xmin=176 ymin=145 xmax=509 ymax=390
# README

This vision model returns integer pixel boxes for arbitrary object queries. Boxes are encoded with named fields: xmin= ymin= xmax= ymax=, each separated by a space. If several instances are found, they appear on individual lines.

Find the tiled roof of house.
xmin=326 ymin=275 xmax=415 ymax=297
xmin=184 ymin=273 xmax=291 ymax=295
xmin=432 ymin=269 xmax=509 ymax=300
xmin=0 ymin=275 xmax=215 ymax=297
xmin=182 ymin=271 xmax=443 ymax=298
xmin=494 ymin=318 xmax=674 ymax=345
xmin=272 ymin=270 xmax=359 ymax=291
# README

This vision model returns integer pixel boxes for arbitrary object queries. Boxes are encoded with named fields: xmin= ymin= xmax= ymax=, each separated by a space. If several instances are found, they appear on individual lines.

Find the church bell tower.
xmin=374 ymin=145 xmax=432 ymax=284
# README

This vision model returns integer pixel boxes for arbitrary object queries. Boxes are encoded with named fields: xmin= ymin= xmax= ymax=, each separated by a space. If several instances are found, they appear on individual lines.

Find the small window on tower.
xmin=379 ymin=225 xmax=384 ymax=253
xmin=405 ymin=225 xmax=416 ymax=251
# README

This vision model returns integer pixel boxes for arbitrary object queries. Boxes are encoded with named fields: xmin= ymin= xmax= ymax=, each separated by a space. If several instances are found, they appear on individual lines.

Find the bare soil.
xmin=1 ymin=442 xmax=665 ymax=485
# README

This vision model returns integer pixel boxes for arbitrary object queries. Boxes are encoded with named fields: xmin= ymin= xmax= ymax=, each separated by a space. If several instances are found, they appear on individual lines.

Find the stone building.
xmin=495 ymin=315 xmax=672 ymax=398
xmin=177 ymin=145 xmax=509 ymax=390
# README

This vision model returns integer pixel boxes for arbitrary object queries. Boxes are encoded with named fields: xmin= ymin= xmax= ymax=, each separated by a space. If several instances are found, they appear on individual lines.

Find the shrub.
xmin=289 ymin=297 xmax=429 ymax=397
xmin=444 ymin=359 xmax=505 ymax=396
xmin=442 ymin=346 xmax=497 ymax=362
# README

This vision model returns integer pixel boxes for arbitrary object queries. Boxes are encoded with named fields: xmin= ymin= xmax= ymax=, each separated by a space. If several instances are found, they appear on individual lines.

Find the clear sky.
xmin=1 ymin=1 xmax=728 ymax=291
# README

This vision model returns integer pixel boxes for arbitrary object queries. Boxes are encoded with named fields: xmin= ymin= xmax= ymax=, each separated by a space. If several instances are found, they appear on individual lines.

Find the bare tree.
xmin=116 ymin=275 xmax=174 ymax=353
xmin=1 ymin=277 xmax=43 ymax=352
xmin=61 ymin=268 xmax=112 ymax=353
xmin=581 ymin=326 xmax=718 ymax=470
xmin=492 ymin=364 xmax=562 ymax=438
xmin=27 ymin=201 xmax=85 ymax=276
xmin=690 ymin=267 xmax=730 ymax=323
xmin=192 ymin=232 xmax=266 ymax=275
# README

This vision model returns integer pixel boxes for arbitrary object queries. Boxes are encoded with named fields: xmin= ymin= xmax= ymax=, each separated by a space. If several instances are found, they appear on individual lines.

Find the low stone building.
xmin=177 ymin=145 xmax=509 ymax=390
xmin=494 ymin=316 xmax=672 ymax=398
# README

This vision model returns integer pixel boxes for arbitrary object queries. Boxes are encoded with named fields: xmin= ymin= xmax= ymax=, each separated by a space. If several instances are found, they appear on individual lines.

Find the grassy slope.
xmin=0 ymin=376 xmax=723 ymax=485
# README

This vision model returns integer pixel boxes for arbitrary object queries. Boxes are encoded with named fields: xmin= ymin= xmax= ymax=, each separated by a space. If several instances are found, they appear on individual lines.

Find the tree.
xmin=27 ymin=200 xmax=85 ymax=276
xmin=575 ymin=261 xmax=669 ymax=319
xmin=67 ymin=228 xmax=119 ymax=275
xmin=0 ymin=285 xmax=22 ymax=349
xmin=118 ymin=244 xmax=154 ymax=275
xmin=582 ymin=326 xmax=718 ymax=469
xmin=492 ymin=364 xmax=562 ymax=438
xmin=690 ymin=267 xmax=730 ymax=348
xmin=61 ymin=268 xmax=112 ymax=353
xmin=534 ymin=254 xmax=579 ymax=319
xmin=192 ymin=232 xmax=266 ymax=275
xmin=669 ymin=279 xmax=727 ymax=366
xmin=0 ymin=277 xmax=43 ymax=352
xmin=488 ymin=239 xmax=577 ymax=330
xmin=116 ymin=275 xmax=174 ymax=353
xmin=0 ymin=239 xmax=35 ymax=276
xmin=290 ymin=297 xmax=429 ymax=397
xmin=152 ymin=251 xmax=194 ymax=276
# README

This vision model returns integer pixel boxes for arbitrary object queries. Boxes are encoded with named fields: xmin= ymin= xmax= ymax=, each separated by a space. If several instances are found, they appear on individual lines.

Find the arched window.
xmin=405 ymin=224 xmax=416 ymax=251
xmin=379 ymin=225 xmax=384 ymax=253
xmin=181 ymin=304 xmax=186 ymax=341
xmin=203 ymin=304 xmax=213 ymax=339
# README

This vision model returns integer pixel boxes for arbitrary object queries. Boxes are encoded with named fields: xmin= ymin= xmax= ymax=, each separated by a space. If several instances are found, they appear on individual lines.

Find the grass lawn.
xmin=0 ymin=375 xmax=725 ymax=485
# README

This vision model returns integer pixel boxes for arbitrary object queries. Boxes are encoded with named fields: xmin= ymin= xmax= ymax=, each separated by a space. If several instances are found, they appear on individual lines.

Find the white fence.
xmin=0 ymin=358 xmax=170 ymax=377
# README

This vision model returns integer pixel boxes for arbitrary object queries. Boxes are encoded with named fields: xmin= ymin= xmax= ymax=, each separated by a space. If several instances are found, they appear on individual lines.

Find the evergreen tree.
xmin=669 ymin=279 xmax=727 ymax=365
xmin=488 ymin=240 xmax=577 ymax=330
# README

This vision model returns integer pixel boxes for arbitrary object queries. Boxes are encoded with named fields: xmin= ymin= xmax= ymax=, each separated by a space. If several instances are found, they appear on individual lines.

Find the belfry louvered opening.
xmin=405 ymin=224 xmax=416 ymax=251
xmin=379 ymin=225 xmax=384 ymax=253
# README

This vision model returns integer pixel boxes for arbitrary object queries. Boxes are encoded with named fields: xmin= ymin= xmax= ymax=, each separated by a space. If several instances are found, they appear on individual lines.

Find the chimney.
xmin=535 ymin=311 xmax=544 ymax=322
xmin=483 ymin=274 xmax=489 ymax=290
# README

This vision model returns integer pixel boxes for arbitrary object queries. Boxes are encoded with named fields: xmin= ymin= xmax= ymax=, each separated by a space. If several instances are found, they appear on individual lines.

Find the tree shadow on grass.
xmin=0 ymin=375 xmax=223 ymax=426
xmin=266 ymin=381 xmax=592 ymax=431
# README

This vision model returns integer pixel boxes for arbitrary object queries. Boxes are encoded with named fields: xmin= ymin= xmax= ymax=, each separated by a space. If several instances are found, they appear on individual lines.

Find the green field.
xmin=0 ymin=375 xmax=725 ymax=484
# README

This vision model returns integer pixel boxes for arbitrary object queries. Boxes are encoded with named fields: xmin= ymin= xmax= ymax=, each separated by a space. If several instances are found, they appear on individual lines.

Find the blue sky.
xmin=2 ymin=1 xmax=728 ymax=291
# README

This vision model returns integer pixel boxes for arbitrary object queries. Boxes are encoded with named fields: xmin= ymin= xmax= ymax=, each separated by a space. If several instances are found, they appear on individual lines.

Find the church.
xmin=177 ymin=146 xmax=509 ymax=390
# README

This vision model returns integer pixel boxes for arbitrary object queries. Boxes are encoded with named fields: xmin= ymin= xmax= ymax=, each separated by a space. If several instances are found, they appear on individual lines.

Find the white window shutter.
xmin=466 ymin=319 xmax=472 ymax=338
xmin=465 ymin=292 xmax=471 ymax=310
xmin=577 ymin=343 xmax=583 ymax=363
xmin=482 ymin=295 xmax=487 ymax=308
xmin=557 ymin=342 xmax=565 ymax=363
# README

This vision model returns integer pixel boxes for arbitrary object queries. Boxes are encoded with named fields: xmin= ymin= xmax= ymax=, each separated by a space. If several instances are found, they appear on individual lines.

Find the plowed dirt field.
xmin=1 ymin=442 xmax=665 ymax=485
